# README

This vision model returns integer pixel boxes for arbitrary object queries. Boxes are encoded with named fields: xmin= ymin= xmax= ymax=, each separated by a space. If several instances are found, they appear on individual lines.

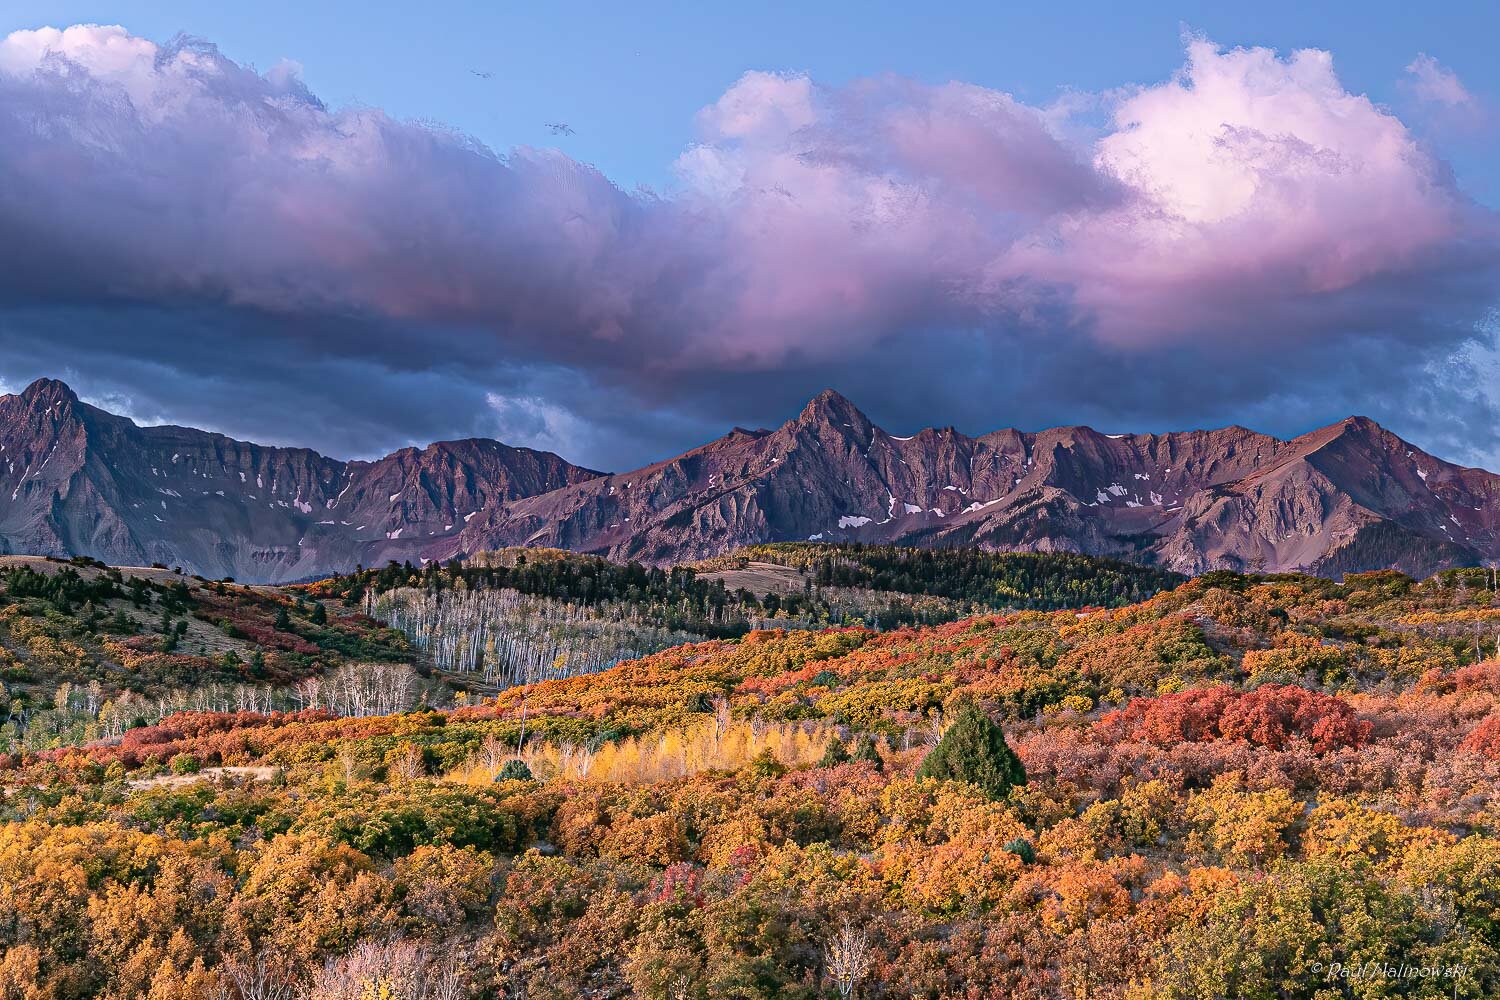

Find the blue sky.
xmin=0 ymin=4 xmax=1496 ymax=470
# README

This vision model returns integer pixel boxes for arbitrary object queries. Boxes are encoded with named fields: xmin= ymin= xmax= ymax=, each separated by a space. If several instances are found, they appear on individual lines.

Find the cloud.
xmin=485 ymin=392 xmax=598 ymax=462
xmin=0 ymin=25 xmax=1496 ymax=469
xmin=1015 ymin=39 xmax=1489 ymax=348
xmin=1400 ymin=52 xmax=1488 ymax=139
xmin=1405 ymin=53 xmax=1476 ymax=110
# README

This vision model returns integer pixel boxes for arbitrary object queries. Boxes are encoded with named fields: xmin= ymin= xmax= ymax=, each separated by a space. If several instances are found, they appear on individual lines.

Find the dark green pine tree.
xmin=916 ymin=701 xmax=1026 ymax=800
xmin=818 ymin=735 xmax=850 ymax=768
xmin=850 ymin=734 xmax=884 ymax=771
xmin=496 ymin=759 xmax=534 ymax=782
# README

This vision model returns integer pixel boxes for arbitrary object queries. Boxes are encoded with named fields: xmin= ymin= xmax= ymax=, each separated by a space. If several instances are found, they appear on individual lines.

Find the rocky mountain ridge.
xmin=453 ymin=390 xmax=1499 ymax=579
xmin=3 ymin=379 xmax=1495 ymax=580
xmin=0 ymin=378 xmax=600 ymax=581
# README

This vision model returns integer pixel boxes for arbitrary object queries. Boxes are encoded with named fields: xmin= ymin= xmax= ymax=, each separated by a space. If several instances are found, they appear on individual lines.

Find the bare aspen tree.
xmin=222 ymin=949 xmax=298 ymax=1000
xmin=367 ymin=586 xmax=702 ymax=687
xmin=300 ymin=937 xmax=473 ymax=1000
xmin=479 ymin=733 xmax=509 ymax=773
xmin=711 ymin=695 xmax=731 ymax=748
xmin=926 ymin=707 xmax=947 ymax=745
xmin=388 ymin=742 xmax=426 ymax=783
xmin=572 ymin=743 xmax=596 ymax=779
xmin=428 ymin=952 xmax=470 ymax=1000
xmin=825 ymin=920 xmax=874 ymax=1000
xmin=322 ymin=662 xmax=418 ymax=717
xmin=293 ymin=675 xmax=323 ymax=711
xmin=338 ymin=746 xmax=359 ymax=786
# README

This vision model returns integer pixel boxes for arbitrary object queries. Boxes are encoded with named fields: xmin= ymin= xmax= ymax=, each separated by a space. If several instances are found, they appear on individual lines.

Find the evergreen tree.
xmin=916 ymin=701 xmax=1026 ymax=800
xmin=850 ymin=734 xmax=884 ymax=771
xmin=818 ymin=735 xmax=850 ymax=768
xmin=749 ymin=748 xmax=786 ymax=778
xmin=274 ymin=605 xmax=291 ymax=631
xmin=496 ymin=759 xmax=534 ymax=782
xmin=1003 ymin=837 xmax=1035 ymax=864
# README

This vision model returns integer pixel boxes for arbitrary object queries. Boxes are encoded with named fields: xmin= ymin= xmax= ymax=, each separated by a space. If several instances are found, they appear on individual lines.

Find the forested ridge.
xmin=700 ymin=543 xmax=1184 ymax=610
xmin=317 ymin=546 xmax=1185 ymax=682
xmin=1 ymin=557 xmax=1500 ymax=996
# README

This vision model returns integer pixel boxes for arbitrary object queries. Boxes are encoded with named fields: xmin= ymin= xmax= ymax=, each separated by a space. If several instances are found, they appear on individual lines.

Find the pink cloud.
xmin=1009 ymin=39 xmax=1479 ymax=347
xmin=1405 ymin=53 xmax=1475 ymax=109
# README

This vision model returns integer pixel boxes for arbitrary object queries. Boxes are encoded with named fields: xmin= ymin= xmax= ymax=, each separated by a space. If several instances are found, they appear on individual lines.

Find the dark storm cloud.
xmin=0 ymin=306 xmax=714 ymax=469
xmin=0 ymin=26 xmax=1496 ymax=470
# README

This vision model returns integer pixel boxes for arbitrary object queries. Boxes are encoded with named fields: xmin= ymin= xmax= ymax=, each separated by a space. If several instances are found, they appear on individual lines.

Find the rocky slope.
xmin=453 ymin=391 xmax=1500 ymax=578
xmin=0 ymin=378 xmax=600 ymax=581
xmin=4 ymin=379 xmax=1496 ymax=580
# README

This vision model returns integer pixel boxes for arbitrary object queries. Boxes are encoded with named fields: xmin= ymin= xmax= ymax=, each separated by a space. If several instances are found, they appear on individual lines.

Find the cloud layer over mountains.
xmin=0 ymin=25 xmax=1495 ymax=468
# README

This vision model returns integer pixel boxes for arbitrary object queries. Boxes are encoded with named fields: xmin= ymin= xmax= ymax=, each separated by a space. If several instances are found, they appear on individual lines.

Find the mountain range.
xmin=2 ymin=377 xmax=1496 ymax=582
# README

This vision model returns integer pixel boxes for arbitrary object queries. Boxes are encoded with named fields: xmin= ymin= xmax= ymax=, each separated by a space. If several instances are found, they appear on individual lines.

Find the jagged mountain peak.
xmin=449 ymin=397 xmax=1500 ymax=579
xmin=0 ymin=376 xmax=601 ymax=582
xmin=18 ymin=377 xmax=80 ymax=404
xmin=1292 ymin=414 xmax=1392 ymax=448
xmin=794 ymin=388 xmax=871 ymax=428
xmin=9 ymin=378 xmax=83 ymax=423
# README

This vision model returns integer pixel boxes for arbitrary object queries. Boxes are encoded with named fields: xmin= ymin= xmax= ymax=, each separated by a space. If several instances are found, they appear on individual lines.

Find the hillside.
xmin=306 ymin=546 xmax=1183 ymax=689
xmin=0 ymin=546 xmax=1183 ymax=750
xmin=0 ymin=554 xmax=418 ymax=750
xmin=693 ymin=542 xmax=1184 ymax=609
xmin=2 ymin=558 xmax=1500 ymax=996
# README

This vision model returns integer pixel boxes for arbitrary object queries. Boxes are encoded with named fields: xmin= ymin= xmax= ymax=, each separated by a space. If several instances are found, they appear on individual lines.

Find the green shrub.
xmin=496 ymin=759 xmax=534 ymax=782
xmin=169 ymin=753 xmax=201 ymax=775
xmin=817 ymin=735 xmax=850 ymax=768
xmin=916 ymin=701 xmax=1026 ymax=801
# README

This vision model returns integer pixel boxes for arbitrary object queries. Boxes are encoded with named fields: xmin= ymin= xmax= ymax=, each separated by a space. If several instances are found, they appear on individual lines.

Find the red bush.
xmin=46 ymin=708 xmax=335 ymax=769
xmin=1459 ymin=714 xmax=1500 ymax=760
xmin=1095 ymin=684 xmax=1370 ymax=753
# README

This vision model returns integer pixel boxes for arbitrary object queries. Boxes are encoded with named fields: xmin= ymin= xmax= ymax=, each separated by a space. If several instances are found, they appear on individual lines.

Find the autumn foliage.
xmin=4 ymin=561 xmax=1500 ymax=997
xmin=1095 ymin=683 xmax=1373 ymax=753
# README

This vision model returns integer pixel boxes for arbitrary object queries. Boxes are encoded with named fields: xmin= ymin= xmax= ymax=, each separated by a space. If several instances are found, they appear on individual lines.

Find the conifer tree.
xmin=851 ymin=734 xmax=884 ymax=771
xmin=916 ymin=701 xmax=1026 ymax=800
xmin=496 ymin=758 xmax=534 ymax=782
xmin=818 ymin=735 xmax=850 ymax=768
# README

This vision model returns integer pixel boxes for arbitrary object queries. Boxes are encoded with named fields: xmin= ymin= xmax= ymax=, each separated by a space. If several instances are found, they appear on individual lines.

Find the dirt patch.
xmin=696 ymin=561 xmax=810 ymax=597
xmin=127 ymin=765 xmax=279 ymax=790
